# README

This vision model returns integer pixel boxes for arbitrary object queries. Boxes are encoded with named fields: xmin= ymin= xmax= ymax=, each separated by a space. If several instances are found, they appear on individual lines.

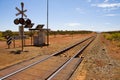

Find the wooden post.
xmin=21 ymin=2 xmax=24 ymax=51
xmin=31 ymin=30 xmax=33 ymax=45
xmin=13 ymin=37 xmax=15 ymax=48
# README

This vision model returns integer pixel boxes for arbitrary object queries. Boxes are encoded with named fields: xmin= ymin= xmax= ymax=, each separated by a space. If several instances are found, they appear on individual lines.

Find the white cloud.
xmin=104 ymin=0 xmax=109 ymax=3
xmin=65 ymin=23 xmax=82 ymax=27
xmin=103 ymin=7 xmax=118 ymax=12
xmin=97 ymin=3 xmax=120 ymax=8
xmin=91 ymin=3 xmax=120 ymax=11
xmin=104 ymin=14 xmax=117 ymax=16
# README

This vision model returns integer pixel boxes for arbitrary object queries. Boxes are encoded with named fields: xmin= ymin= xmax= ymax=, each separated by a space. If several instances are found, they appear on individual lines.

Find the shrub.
xmin=2 ymin=30 xmax=13 ymax=37
xmin=104 ymin=33 xmax=120 ymax=41
xmin=0 ymin=37 xmax=5 ymax=41
xmin=112 ymin=33 xmax=120 ymax=41
xmin=0 ymin=32 xmax=2 ymax=37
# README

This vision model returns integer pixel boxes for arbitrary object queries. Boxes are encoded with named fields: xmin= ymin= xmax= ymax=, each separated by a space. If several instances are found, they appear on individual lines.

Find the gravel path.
xmin=70 ymin=34 xmax=120 ymax=80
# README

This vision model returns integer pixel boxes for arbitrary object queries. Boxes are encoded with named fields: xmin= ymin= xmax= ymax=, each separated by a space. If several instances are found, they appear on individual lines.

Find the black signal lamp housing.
xmin=14 ymin=18 xmax=19 ymax=25
xmin=19 ymin=18 xmax=25 ymax=25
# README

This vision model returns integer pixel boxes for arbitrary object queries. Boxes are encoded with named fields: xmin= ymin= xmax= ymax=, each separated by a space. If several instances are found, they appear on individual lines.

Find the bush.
xmin=0 ymin=32 xmax=5 ymax=41
xmin=104 ymin=33 xmax=120 ymax=41
xmin=112 ymin=33 xmax=120 ymax=41
xmin=49 ymin=30 xmax=93 ymax=35
xmin=0 ymin=32 xmax=2 ymax=37
xmin=2 ymin=30 xmax=13 ymax=37
xmin=0 ymin=37 xmax=5 ymax=41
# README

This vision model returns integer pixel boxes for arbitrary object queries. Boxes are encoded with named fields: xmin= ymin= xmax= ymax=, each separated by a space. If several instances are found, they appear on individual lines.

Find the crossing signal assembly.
xmin=14 ymin=18 xmax=33 ymax=28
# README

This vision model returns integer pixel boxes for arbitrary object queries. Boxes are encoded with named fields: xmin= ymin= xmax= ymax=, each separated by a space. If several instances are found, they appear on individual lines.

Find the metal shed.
xmin=29 ymin=24 xmax=47 ymax=46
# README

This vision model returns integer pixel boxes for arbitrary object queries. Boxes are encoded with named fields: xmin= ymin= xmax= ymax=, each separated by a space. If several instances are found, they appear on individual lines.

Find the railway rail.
xmin=0 ymin=35 xmax=96 ymax=80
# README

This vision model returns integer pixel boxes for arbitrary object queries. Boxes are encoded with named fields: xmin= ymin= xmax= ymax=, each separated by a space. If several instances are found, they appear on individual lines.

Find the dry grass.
xmin=102 ymin=34 xmax=120 ymax=60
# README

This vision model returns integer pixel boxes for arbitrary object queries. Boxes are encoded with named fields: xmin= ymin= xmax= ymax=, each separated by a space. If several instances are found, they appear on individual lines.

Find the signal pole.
xmin=21 ymin=2 xmax=24 ymax=51
xmin=15 ymin=2 xmax=27 ymax=51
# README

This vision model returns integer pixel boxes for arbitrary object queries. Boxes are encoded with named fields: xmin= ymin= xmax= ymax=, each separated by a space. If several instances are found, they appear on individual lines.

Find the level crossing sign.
xmin=15 ymin=2 xmax=27 ymax=17
xmin=15 ymin=2 xmax=27 ymax=51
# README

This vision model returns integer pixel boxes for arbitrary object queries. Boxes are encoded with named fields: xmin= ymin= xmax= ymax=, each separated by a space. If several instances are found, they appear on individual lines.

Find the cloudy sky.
xmin=0 ymin=0 xmax=120 ymax=31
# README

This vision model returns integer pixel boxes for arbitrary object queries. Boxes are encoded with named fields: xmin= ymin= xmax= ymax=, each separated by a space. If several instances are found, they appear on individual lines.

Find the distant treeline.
xmin=0 ymin=30 xmax=34 ymax=41
xmin=0 ymin=30 xmax=93 ymax=37
xmin=0 ymin=30 xmax=93 ymax=41
xmin=103 ymin=31 xmax=120 ymax=34
xmin=49 ymin=30 xmax=93 ymax=35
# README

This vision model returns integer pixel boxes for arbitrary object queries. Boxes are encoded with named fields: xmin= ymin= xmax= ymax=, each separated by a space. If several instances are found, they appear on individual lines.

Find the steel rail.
xmin=46 ymin=36 xmax=96 ymax=80
xmin=67 ymin=57 xmax=84 ymax=80
xmin=0 ymin=36 xmax=94 ymax=80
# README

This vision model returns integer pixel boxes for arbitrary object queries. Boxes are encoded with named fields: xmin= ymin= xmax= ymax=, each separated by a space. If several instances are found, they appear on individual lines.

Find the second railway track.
xmin=0 ymin=35 xmax=96 ymax=80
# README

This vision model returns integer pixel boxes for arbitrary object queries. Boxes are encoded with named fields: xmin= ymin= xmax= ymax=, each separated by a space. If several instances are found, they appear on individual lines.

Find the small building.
xmin=29 ymin=24 xmax=48 ymax=46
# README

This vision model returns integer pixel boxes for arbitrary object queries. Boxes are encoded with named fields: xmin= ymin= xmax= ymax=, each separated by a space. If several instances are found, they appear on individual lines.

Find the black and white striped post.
xmin=6 ymin=36 xmax=12 ymax=49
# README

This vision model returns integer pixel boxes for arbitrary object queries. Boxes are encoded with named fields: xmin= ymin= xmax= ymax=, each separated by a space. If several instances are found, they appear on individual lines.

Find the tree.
xmin=3 ymin=30 xmax=13 ymax=38
xmin=0 ymin=31 xmax=2 ymax=37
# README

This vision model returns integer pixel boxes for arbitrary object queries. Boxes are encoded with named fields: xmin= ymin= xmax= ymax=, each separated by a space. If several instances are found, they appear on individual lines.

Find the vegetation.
xmin=0 ymin=31 xmax=2 ymax=37
xmin=49 ymin=30 xmax=93 ymax=35
xmin=103 ymin=31 xmax=120 ymax=47
xmin=103 ymin=31 xmax=120 ymax=41
xmin=2 ymin=30 xmax=13 ymax=37
xmin=0 ymin=30 xmax=14 ymax=41
xmin=0 ymin=30 xmax=93 ymax=41
xmin=103 ymin=31 xmax=120 ymax=34
xmin=0 ymin=31 xmax=5 ymax=41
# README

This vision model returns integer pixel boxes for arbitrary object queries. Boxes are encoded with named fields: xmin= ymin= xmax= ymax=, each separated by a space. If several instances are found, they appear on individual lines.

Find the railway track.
xmin=0 ymin=35 xmax=96 ymax=80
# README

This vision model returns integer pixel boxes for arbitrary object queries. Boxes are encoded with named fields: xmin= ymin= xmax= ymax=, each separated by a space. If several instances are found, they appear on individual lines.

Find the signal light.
xmin=14 ymin=18 xmax=33 ymax=28
xmin=19 ymin=18 xmax=25 ymax=25
xmin=14 ymin=18 xmax=19 ymax=25
xmin=25 ymin=19 xmax=31 ymax=25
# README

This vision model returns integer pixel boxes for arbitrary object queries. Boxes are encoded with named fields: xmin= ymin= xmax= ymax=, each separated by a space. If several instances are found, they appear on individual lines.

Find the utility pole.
xmin=47 ymin=0 xmax=49 ymax=45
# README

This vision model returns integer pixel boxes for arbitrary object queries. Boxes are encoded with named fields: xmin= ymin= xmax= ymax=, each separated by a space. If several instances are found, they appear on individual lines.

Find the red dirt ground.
xmin=0 ymin=34 xmax=93 ymax=69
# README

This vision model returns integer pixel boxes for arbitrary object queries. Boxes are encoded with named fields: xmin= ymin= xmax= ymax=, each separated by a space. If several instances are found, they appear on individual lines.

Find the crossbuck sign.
xmin=16 ymin=2 xmax=27 ymax=18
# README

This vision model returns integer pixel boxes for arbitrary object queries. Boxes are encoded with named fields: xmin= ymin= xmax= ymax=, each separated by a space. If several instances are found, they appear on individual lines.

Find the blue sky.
xmin=0 ymin=0 xmax=120 ymax=31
